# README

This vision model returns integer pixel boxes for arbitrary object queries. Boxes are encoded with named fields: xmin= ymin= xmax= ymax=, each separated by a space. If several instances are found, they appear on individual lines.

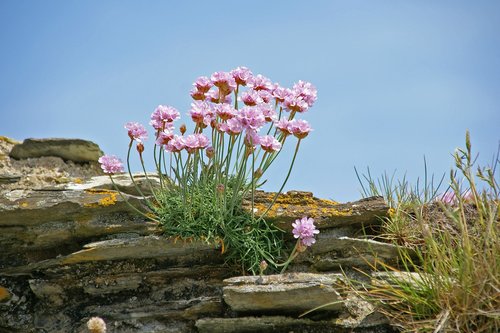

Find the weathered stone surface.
xmin=196 ymin=316 xmax=395 ymax=333
xmin=67 ymin=173 xmax=161 ymax=196
xmin=298 ymin=236 xmax=415 ymax=271
xmin=9 ymin=138 xmax=104 ymax=163
xmin=223 ymin=273 xmax=344 ymax=314
xmin=246 ymin=191 xmax=389 ymax=230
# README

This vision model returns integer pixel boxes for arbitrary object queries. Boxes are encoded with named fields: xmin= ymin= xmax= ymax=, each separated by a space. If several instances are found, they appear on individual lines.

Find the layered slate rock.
xmin=223 ymin=273 xmax=344 ymax=314
xmin=9 ymin=138 xmax=104 ymax=163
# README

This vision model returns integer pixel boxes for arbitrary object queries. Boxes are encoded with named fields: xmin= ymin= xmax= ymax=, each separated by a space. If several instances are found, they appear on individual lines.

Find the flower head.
xmin=249 ymin=74 xmax=273 ymax=91
xmin=211 ymin=71 xmax=237 ymax=96
xmin=272 ymin=84 xmax=292 ymax=103
xmin=241 ymin=90 xmax=263 ymax=106
xmin=98 ymin=155 xmax=124 ymax=174
xmin=238 ymin=106 xmax=266 ymax=131
xmin=292 ymin=216 xmax=319 ymax=247
xmin=260 ymin=135 xmax=282 ymax=153
xmin=87 ymin=316 xmax=107 ymax=333
xmin=215 ymin=103 xmax=237 ymax=121
xmin=125 ymin=122 xmax=148 ymax=142
xmin=292 ymin=80 xmax=317 ymax=108
xmin=193 ymin=76 xmax=213 ymax=93
xmin=155 ymin=129 xmax=174 ymax=146
xmin=288 ymin=119 xmax=312 ymax=139
xmin=150 ymin=106 xmax=180 ymax=130
xmin=165 ymin=135 xmax=186 ymax=153
xmin=283 ymin=94 xmax=309 ymax=113
xmin=219 ymin=117 xmax=243 ymax=135
xmin=231 ymin=66 xmax=253 ymax=86
xmin=275 ymin=118 xmax=291 ymax=135
xmin=184 ymin=133 xmax=210 ymax=153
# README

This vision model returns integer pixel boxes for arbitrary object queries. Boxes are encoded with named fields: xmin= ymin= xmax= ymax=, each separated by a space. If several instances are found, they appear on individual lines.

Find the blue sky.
xmin=1 ymin=0 xmax=499 ymax=201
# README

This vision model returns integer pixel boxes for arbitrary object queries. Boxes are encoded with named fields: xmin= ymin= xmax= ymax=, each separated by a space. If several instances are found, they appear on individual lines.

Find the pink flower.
xmin=231 ymin=66 xmax=253 ymax=86
xmin=165 ymin=135 xmax=186 ymax=153
xmin=259 ymin=104 xmax=277 ymax=122
xmin=211 ymin=71 xmax=237 ymax=96
xmin=249 ymin=74 xmax=273 ymax=91
xmin=241 ymin=90 xmax=263 ymax=106
xmin=219 ymin=117 xmax=243 ymax=135
xmin=238 ymin=106 xmax=266 ymax=131
xmin=190 ymin=88 xmax=206 ymax=101
xmin=206 ymin=89 xmax=232 ymax=104
xmin=184 ymin=134 xmax=210 ymax=153
xmin=193 ymin=76 xmax=213 ymax=93
xmin=260 ymin=135 xmax=281 ymax=153
xmin=244 ymin=130 xmax=261 ymax=148
xmin=288 ymin=119 xmax=312 ymax=139
xmin=436 ymin=189 xmax=473 ymax=205
xmin=98 ymin=155 xmax=124 ymax=174
xmin=189 ymin=101 xmax=213 ymax=125
xmin=215 ymin=104 xmax=237 ymax=120
xmin=283 ymin=94 xmax=309 ymax=113
xmin=292 ymin=80 xmax=317 ymax=107
xmin=275 ymin=118 xmax=292 ymax=135
xmin=257 ymin=90 xmax=273 ymax=104
xmin=155 ymin=129 xmax=174 ymax=146
xmin=272 ymin=85 xmax=292 ymax=103
xmin=125 ymin=122 xmax=148 ymax=142
xmin=292 ymin=216 xmax=319 ymax=247
xmin=150 ymin=105 xmax=180 ymax=130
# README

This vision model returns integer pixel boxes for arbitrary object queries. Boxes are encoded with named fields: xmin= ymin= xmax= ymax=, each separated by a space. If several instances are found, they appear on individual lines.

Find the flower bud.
xmin=205 ymin=146 xmax=215 ymax=159
xmin=216 ymin=184 xmax=225 ymax=194
xmin=259 ymin=260 xmax=268 ymax=272
xmin=136 ymin=143 xmax=145 ymax=154
xmin=180 ymin=124 xmax=187 ymax=135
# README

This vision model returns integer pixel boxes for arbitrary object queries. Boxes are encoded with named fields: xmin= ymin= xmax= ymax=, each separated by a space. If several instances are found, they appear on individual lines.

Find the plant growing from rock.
xmin=353 ymin=131 xmax=500 ymax=332
xmin=98 ymin=67 xmax=317 ymax=273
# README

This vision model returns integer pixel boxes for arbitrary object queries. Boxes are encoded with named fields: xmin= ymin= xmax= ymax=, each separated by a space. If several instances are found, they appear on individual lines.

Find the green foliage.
xmin=354 ymin=132 xmax=500 ymax=332
xmin=153 ymin=176 xmax=284 ymax=274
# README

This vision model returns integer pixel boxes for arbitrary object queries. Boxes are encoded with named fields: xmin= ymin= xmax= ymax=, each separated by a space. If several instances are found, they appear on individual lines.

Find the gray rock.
xmin=9 ymin=138 xmax=104 ymax=163
xmin=223 ymin=273 xmax=344 ymax=314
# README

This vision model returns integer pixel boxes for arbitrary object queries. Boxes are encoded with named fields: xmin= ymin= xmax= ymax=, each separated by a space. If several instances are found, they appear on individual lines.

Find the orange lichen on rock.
xmin=0 ymin=286 xmax=11 ymax=302
xmin=84 ymin=189 xmax=118 ymax=207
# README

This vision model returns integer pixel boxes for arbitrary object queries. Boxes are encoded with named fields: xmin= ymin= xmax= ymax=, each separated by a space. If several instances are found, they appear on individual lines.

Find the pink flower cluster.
xmin=98 ymin=155 xmax=124 ymax=174
xmin=436 ymin=189 xmax=473 ymax=205
xmin=292 ymin=216 xmax=319 ymax=247
xmin=100 ymin=67 xmax=316 ymax=173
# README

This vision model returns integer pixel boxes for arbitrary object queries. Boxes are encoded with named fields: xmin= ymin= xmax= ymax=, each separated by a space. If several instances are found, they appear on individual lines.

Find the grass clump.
xmin=355 ymin=131 xmax=499 ymax=332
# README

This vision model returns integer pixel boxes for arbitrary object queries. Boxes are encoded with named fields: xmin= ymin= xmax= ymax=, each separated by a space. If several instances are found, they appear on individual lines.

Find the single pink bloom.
xmin=259 ymin=104 xmax=277 ymax=122
xmin=288 ymin=119 xmax=312 ymax=139
xmin=231 ymin=66 xmax=253 ymax=86
xmin=215 ymin=104 xmax=237 ymax=120
xmin=260 ymin=135 xmax=281 ymax=153
xmin=292 ymin=216 xmax=319 ymax=247
xmin=206 ymin=89 xmax=232 ymax=104
xmin=165 ymin=135 xmax=186 ymax=153
xmin=219 ymin=117 xmax=243 ymax=135
xmin=150 ymin=105 xmax=180 ymax=130
xmin=249 ymin=74 xmax=273 ymax=91
xmin=257 ymin=90 xmax=273 ymax=104
xmin=98 ymin=155 xmax=124 ymax=174
xmin=155 ymin=129 xmax=174 ymax=146
xmin=190 ymin=88 xmax=206 ymax=101
xmin=292 ymin=80 xmax=317 ymax=107
xmin=211 ymin=71 xmax=237 ymax=96
xmin=283 ymin=94 xmax=309 ymax=113
xmin=244 ymin=130 xmax=260 ymax=148
xmin=193 ymin=76 xmax=213 ymax=93
xmin=241 ymin=90 xmax=263 ymax=106
xmin=275 ymin=118 xmax=292 ymax=135
xmin=189 ymin=101 xmax=212 ymax=125
xmin=272 ymin=84 xmax=292 ymax=103
xmin=238 ymin=106 xmax=266 ymax=131
xmin=125 ymin=122 xmax=148 ymax=142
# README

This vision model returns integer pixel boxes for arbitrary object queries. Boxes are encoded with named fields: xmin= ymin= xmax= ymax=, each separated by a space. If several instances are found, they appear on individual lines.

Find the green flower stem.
xmin=258 ymin=139 xmax=302 ymax=221
xmin=108 ymin=175 xmax=160 ymax=223
xmin=126 ymin=140 xmax=147 ymax=199
xmin=139 ymin=153 xmax=160 ymax=203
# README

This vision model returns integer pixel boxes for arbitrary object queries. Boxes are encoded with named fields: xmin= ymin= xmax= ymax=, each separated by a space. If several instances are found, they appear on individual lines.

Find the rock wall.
xmin=0 ymin=138 xmax=401 ymax=333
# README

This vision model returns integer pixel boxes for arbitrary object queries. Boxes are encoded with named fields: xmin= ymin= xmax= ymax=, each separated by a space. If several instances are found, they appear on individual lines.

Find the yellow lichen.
xmin=19 ymin=202 xmax=28 ymax=208
xmin=0 ymin=286 xmax=10 ymax=302
xmin=84 ymin=189 xmax=118 ymax=207
xmin=73 ymin=178 xmax=83 ymax=184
